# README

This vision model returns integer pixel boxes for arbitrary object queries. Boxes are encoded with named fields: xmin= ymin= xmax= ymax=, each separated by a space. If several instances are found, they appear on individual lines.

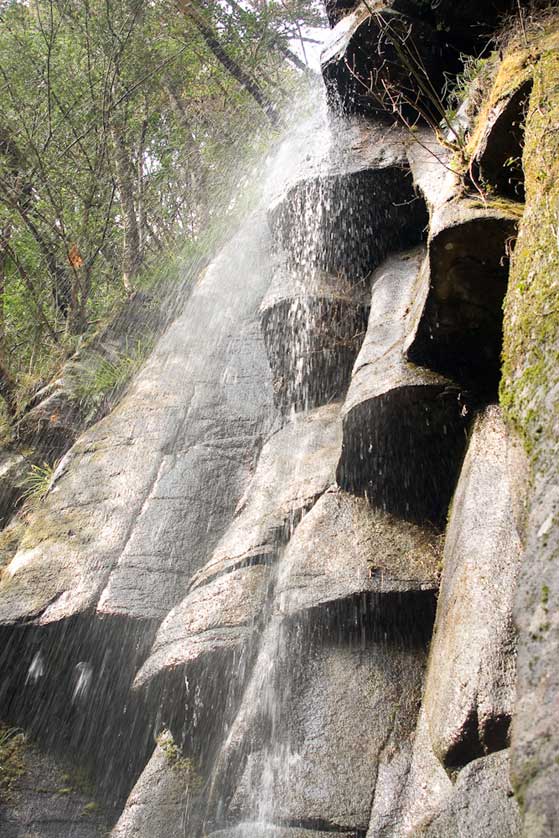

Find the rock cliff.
xmin=0 ymin=2 xmax=558 ymax=837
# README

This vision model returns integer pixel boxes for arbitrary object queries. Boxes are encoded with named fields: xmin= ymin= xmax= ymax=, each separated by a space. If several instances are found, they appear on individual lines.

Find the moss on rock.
xmin=500 ymin=46 xmax=559 ymax=464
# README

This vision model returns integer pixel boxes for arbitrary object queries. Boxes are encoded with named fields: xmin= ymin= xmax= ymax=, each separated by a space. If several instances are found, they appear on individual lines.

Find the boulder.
xmin=0 ymin=213 xmax=276 ymax=627
xmin=260 ymin=261 xmax=369 ymax=411
xmin=423 ymin=406 xmax=528 ymax=770
xmin=275 ymin=486 xmax=441 ymax=616
xmin=420 ymin=750 xmax=521 ymax=838
xmin=189 ymin=403 xmax=342 ymax=591
xmin=336 ymin=247 xmax=468 ymax=524
xmin=406 ymin=197 xmax=521 ymax=394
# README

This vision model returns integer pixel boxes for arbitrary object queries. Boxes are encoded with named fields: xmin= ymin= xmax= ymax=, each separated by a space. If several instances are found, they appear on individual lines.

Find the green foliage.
xmin=69 ymin=339 xmax=153 ymax=411
xmin=0 ymin=723 xmax=26 ymax=800
xmin=0 ymin=0 xmax=324 ymax=417
xmin=21 ymin=461 xmax=57 ymax=505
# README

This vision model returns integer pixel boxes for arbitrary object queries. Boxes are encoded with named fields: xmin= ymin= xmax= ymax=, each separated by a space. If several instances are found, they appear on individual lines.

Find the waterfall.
xmin=0 ymin=1 xmax=543 ymax=833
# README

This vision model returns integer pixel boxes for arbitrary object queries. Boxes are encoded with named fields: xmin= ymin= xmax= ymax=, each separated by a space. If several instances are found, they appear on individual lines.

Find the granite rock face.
xmin=424 ymin=406 xmax=527 ymax=770
xmin=0 ymin=731 xmax=107 ymax=838
xmin=189 ymin=403 xmax=342 ymax=590
xmin=420 ymin=750 xmax=521 ymax=838
xmin=337 ymin=247 xmax=468 ymax=524
xmin=0 ymin=213 xmax=276 ymax=627
xmin=111 ymin=732 xmax=199 ymax=838
xmin=268 ymin=116 xmax=427 ymax=281
xmin=407 ymin=197 xmax=521 ymax=394
xmin=227 ymin=614 xmax=428 ymax=833
xmin=473 ymin=80 xmax=533 ymax=202
xmin=275 ymin=486 xmax=441 ymax=616
xmin=134 ymin=565 xmax=269 ymax=689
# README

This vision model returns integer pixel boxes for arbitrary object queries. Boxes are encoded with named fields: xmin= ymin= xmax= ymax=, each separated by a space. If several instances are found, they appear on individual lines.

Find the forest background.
xmin=0 ymin=0 xmax=323 ymax=429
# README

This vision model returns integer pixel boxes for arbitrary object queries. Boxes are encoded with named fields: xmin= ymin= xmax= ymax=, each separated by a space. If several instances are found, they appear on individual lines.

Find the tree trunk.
xmin=111 ymin=121 xmax=142 ymax=294
xmin=163 ymin=81 xmax=210 ymax=229
xmin=176 ymin=0 xmax=280 ymax=126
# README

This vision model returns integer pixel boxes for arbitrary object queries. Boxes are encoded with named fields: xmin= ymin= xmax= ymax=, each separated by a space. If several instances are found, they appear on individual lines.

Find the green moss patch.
xmin=0 ymin=723 xmax=26 ymax=801
xmin=500 ymin=46 xmax=559 ymax=467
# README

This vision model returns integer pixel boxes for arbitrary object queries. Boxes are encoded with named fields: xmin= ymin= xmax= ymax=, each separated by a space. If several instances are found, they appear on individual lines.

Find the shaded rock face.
xmin=260 ymin=262 xmax=370 ymax=412
xmin=0 ymin=729 xmax=107 ymax=838
xmin=473 ymin=79 xmax=532 ymax=202
xmin=321 ymin=4 xmax=448 ymax=122
xmin=269 ymin=165 xmax=427 ymax=280
xmin=323 ymin=0 xmax=522 ymax=47
xmin=407 ymin=198 xmax=520 ymax=396
xmin=336 ymin=248 xmax=468 ymax=525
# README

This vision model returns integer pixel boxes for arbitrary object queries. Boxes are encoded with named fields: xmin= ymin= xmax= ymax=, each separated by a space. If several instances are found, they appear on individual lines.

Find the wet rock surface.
xmin=275 ymin=486 xmax=441 ymax=616
xmin=0 ymin=214 xmax=276 ymax=627
xmin=268 ymin=113 xmax=427 ymax=282
xmin=337 ymin=247 xmax=468 ymax=524
xmin=0 ymin=731 xmax=107 ymax=838
xmin=0 ymin=9 xmax=556 ymax=837
xmin=134 ymin=565 xmax=269 ymax=689
xmin=189 ymin=403 xmax=341 ymax=590
xmin=260 ymin=261 xmax=369 ymax=411
xmin=227 ymin=614 xmax=428 ymax=832
xmin=210 ymin=827 xmax=355 ymax=838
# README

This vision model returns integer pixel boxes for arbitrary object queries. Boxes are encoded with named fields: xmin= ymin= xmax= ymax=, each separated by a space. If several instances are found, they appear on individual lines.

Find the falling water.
xmin=0 ymin=78 xmax=435 ymax=838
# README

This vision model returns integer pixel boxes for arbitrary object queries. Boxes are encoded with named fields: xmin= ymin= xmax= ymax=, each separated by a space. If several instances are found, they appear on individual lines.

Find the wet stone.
xmin=189 ymin=403 xmax=342 ymax=591
xmin=209 ymin=827 xmax=355 ymax=838
xmin=268 ymin=167 xmax=427 ymax=281
xmin=336 ymin=247 xmax=468 ymax=525
xmin=423 ymin=406 xmax=528 ymax=770
xmin=367 ymin=707 xmax=452 ymax=837
xmin=260 ymin=261 xmax=370 ymax=412
xmin=226 ymin=611 xmax=427 ymax=833
xmin=134 ymin=565 xmax=270 ymax=690
xmin=275 ymin=486 xmax=441 ymax=616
